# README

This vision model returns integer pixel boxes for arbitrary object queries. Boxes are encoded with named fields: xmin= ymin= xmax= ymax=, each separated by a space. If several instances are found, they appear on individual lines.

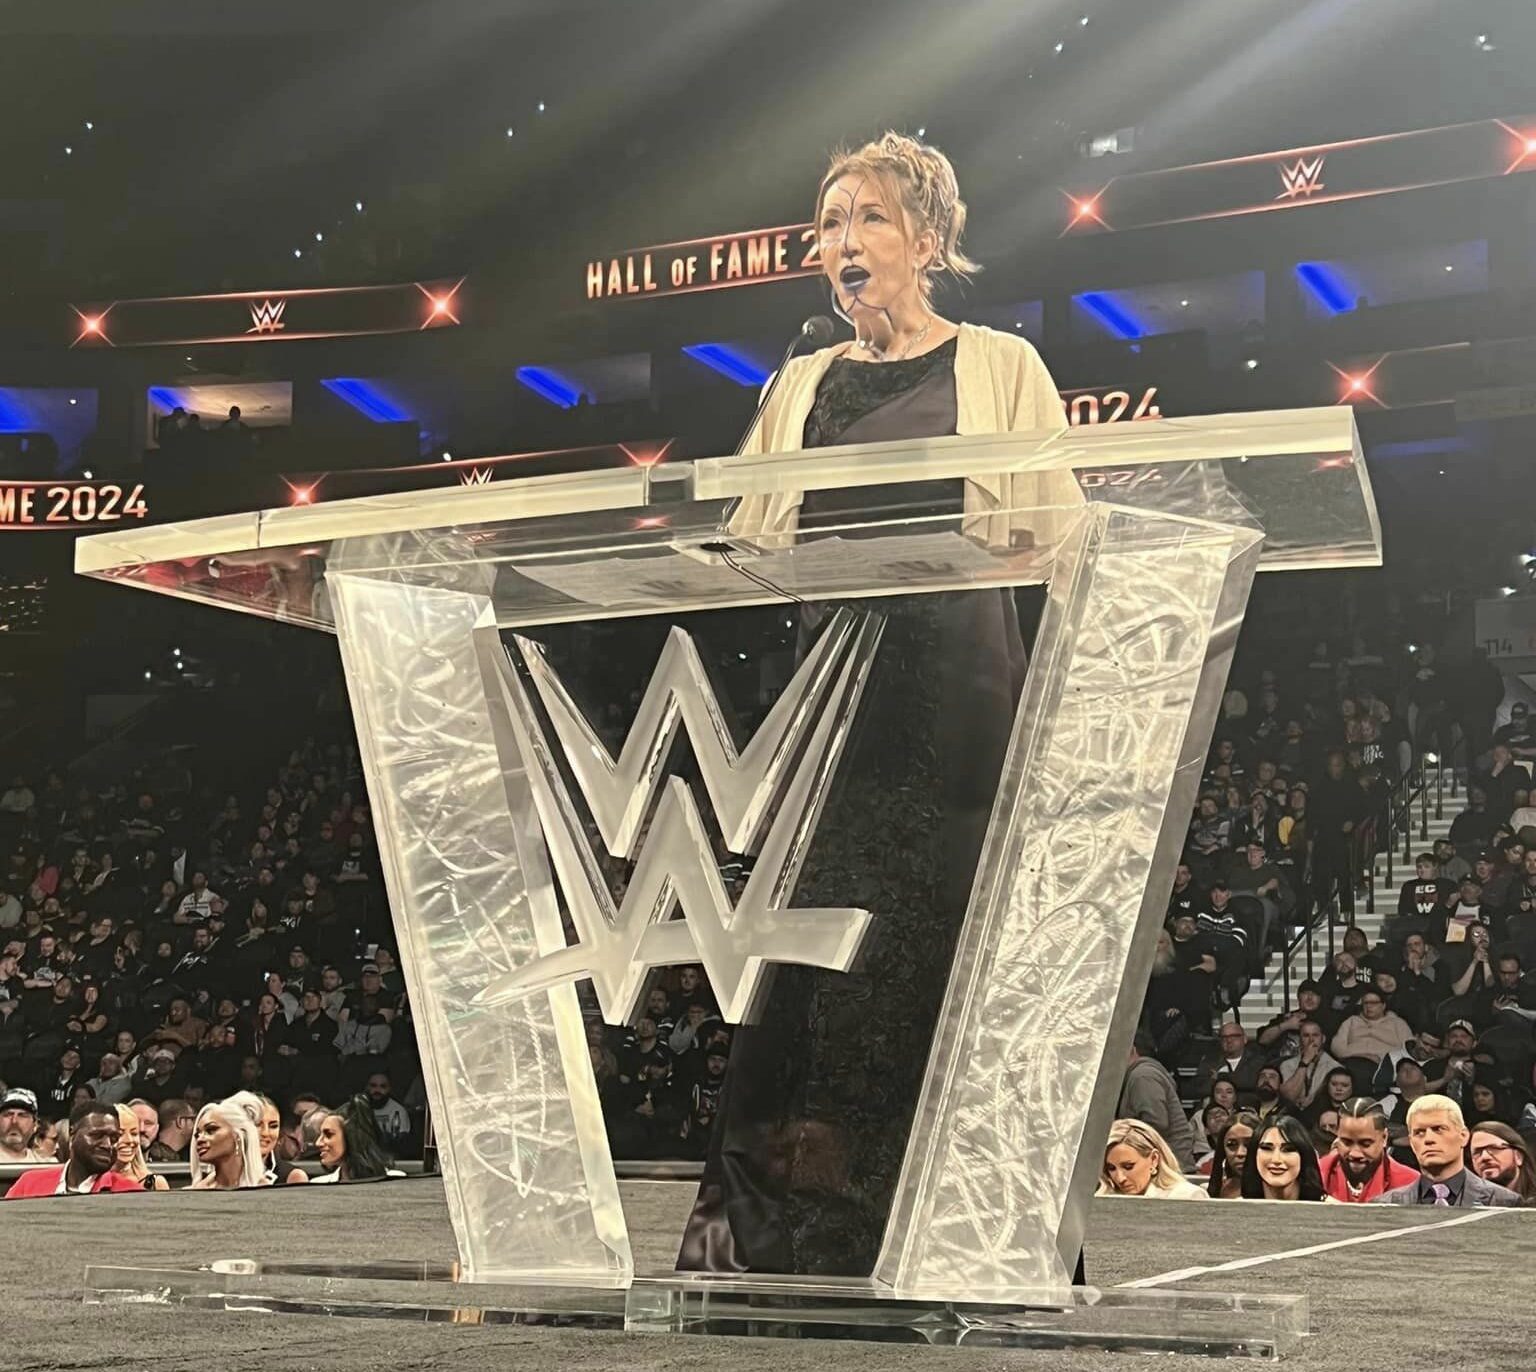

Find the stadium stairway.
xmin=1234 ymin=808 xmax=1459 ymax=1025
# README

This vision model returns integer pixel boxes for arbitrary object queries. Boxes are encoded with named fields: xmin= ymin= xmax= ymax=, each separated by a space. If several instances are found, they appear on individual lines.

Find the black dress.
xmin=677 ymin=340 xmax=1033 ymax=1276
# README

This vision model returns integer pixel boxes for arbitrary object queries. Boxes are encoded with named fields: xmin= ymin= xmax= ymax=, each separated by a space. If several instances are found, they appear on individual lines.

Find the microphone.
xmin=732 ymin=315 xmax=836 ymax=457
xmin=801 ymin=313 xmax=837 ymax=348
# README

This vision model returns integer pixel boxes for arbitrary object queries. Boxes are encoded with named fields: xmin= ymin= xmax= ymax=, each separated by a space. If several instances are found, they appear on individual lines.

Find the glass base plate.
xmin=84 ymin=1260 xmax=1306 ymax=1360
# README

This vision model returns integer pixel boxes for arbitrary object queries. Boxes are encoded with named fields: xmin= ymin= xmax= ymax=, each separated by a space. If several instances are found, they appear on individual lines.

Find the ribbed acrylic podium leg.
xmin=326 ymin=572 xmax=630 ymax=1286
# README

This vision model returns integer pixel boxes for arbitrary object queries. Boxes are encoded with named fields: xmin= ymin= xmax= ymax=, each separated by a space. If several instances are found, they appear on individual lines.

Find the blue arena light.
xmin=517 ymin=366 xmax=583 ymax=409
xmin=682 ymin=343 xmax=771 ymax=388
xmin=1366 ymin=435 xmax=1473 ymax=461
xmin=1295 ymin=262 xmax=1355 ymax=315
xmin=1076 ymin=291 xmax=1145 ymax=340
xmin=320 ymin=377 xmax=410 ymax=423
xmin=0 ymin=390 xmax=32 ymax=433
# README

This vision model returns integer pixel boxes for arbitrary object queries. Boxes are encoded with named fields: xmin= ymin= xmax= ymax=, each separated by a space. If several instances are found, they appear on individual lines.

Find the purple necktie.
xmin=1431 ymin=1183 xmax=1451 ymax=1206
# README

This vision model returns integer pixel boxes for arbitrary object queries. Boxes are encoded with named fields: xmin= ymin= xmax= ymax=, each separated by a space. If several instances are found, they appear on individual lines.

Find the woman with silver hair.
xmin=188 ymin=1098 xmax=268 ymax=1189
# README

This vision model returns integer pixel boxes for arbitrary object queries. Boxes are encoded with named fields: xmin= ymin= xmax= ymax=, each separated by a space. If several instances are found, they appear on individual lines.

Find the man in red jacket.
xmin=4 ymin=1100 xmax=146 ymax=1199
xmin=1319 ymin=1097 xmax=1420 ymax=1202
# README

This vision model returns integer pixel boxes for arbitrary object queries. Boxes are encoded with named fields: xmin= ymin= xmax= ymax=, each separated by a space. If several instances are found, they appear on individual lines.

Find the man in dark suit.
xmin=1374 ymin=1094 xmax=1521 ymax=1207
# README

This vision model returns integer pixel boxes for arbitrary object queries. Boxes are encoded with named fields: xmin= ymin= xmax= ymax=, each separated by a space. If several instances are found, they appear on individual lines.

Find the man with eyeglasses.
xmin=1468 ymin=1123 xmax=1536 ymax=1203
xmin=146 ymin=1098 xmax=195 ymax=1163
xmin=1331 ymin=989 xmax=1411 ymax=1066
xmin=1195 ymin=1020 xmax=1266 ymax=1100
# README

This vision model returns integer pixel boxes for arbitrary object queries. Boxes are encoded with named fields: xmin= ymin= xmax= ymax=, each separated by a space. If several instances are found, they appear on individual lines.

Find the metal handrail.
xmin=1276 ymin=760 xmax=1426 ymax=1016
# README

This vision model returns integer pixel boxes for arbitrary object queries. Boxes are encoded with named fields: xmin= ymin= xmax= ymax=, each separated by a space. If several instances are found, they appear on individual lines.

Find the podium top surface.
xmin=75 ymin=407 xmax=1378 ymax=631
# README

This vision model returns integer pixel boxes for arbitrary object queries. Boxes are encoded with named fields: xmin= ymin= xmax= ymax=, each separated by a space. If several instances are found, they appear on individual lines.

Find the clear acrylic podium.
xmin=77 ymin=408 xmax=1376 ymax=1358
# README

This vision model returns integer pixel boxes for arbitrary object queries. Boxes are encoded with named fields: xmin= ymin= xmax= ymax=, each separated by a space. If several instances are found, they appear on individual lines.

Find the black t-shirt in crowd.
xmin=1167 ymin=883 xmax=1200 ymax=920
xmin=1398 ymin=878 xmax=1453 ymax=921
xmin=1351 ymin=948 xmax=1384 ymax=985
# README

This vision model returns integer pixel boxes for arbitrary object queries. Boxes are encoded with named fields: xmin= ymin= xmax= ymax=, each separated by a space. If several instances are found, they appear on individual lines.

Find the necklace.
xmin=856 ymin=318 xmax=933 ymax=363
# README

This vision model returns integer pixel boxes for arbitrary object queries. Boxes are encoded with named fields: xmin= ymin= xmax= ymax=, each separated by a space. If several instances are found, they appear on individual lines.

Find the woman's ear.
xmin=914 ymin=227 xmax=940 ymax=273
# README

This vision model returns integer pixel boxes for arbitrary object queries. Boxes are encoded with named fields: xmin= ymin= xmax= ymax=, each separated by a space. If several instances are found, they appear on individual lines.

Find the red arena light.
xmin=415 ymin=278 xmax=463 ymax=328
xmin=1495 ymin=119 xmax=1536 ymax=174
xmin=1328 ymin=358 xmax=1385 ymax=408
xmin=71 ymin=305 xmax=114 ymax=346
xmin=618 ymin=439 xmax=675 ymax=468
xmin=282 ymin=476 xmax=320 ymax=506
xmin=1058 ymin=186 xmax=1112 ymax=235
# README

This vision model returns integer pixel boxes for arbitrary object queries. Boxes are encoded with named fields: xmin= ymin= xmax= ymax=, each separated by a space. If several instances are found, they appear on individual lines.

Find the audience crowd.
xmin=0 ymin=708 xmax=733 ymax=1195
xmin=0 ymin=628 xmax=1525 ymax=1205
xmin=0 ymin=734 xmax=432 ymax=1193
xmin=1120 ymin=640 xmax=1536 ymax=1206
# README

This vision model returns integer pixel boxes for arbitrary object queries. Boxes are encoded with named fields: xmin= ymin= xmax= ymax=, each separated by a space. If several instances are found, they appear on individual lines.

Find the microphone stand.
xmin=703 ymin=316 xmax=834 ymax=557
xmin=733 ymin=328 xmax=814 ymax=457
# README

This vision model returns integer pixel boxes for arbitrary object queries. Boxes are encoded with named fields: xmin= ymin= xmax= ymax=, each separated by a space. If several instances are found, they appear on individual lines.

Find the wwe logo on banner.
xmin=458 ymin=466 xmax=493 ymax=486
xmin=478 ymin=609 xmax=884 ymax=1025
xmin=1276 ymin=155 xmax=1326 ymax=200
xmin=247 ymin=298 xmax=288 ymax=333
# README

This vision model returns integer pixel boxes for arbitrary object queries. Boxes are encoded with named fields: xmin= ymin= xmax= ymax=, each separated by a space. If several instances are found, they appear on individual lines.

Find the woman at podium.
xmin=679 ymin=132 xmax=1074 ymax=1277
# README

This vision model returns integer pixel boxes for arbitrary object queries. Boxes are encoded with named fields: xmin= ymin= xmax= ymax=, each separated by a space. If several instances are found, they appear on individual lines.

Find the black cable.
xmin=719 ymin=548 xmax=804 ymax=605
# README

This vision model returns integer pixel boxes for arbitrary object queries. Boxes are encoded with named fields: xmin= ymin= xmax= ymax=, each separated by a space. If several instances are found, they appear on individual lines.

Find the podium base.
xmin=84 ymin=1260 xmax=1306 ymax=1359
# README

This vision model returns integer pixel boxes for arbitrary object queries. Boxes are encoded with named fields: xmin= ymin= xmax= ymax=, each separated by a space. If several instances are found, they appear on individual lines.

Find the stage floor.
xmin=10 ymin=1178 xmax=1530 ymax=1370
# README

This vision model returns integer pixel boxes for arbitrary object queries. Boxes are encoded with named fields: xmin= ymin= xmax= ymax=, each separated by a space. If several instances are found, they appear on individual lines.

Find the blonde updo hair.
xmin=817 ymin=132 xmax=979 ymax=303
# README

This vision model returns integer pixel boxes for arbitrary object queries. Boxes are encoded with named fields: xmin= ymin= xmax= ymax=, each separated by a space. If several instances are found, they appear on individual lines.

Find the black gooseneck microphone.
xmin=732 ymin=314 xmax=836 ymax=456
xmin=699 ymin=314 xmax=837 ymax=566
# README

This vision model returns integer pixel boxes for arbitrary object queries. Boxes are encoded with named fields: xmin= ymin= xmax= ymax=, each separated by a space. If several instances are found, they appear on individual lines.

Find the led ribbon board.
xmin=70 ymin=279 xmax=464 ymax=348
xmin=1063 ymin=114 xmax=1536 ymax=234
xmin=0 ymin=480 xmax=147 ymax=530
xmin=585 ymin=224 xmax=819 ymax=301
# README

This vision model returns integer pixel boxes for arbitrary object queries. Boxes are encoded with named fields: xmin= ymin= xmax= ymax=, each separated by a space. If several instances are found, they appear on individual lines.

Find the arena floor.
xmin=8 ymin=1178 xmax=1530 ymax=1370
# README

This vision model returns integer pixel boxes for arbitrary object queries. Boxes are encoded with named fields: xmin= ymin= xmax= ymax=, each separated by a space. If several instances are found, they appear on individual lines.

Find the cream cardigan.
xmin=730 ymin=321 xmax=1081 ymax=547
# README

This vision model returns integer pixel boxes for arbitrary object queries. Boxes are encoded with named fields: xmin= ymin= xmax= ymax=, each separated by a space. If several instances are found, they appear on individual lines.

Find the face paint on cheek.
xmin=822 ymin=176 xmax=884 ymax=314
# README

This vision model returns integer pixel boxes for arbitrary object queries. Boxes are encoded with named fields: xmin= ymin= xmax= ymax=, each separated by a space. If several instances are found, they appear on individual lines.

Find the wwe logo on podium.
xmin=458 ymin=466 xmax=493 ymax=486
xmin=247 ymin=298 xmax=288 ymax=333
xmin=479 ymin=609 xmax=884 ymax=1025
xmin=1276 ymin=155 xmax=1326 ymax=200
